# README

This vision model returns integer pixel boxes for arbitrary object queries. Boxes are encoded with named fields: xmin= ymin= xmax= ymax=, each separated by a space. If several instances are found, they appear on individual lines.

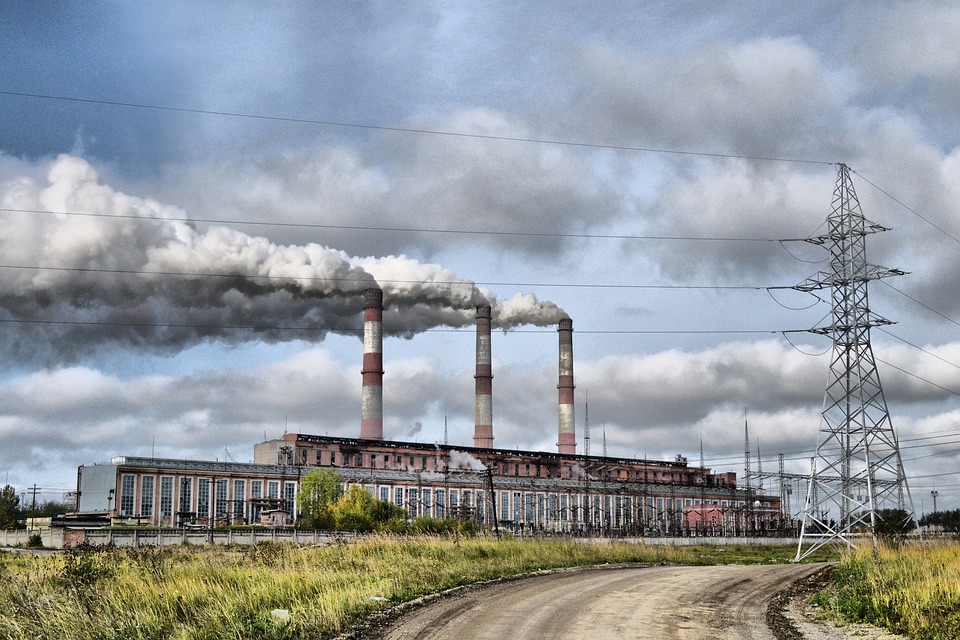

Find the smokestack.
xmin=360 ymin=288 xmax=384 ymax=440
xmin=474 ymin=304 xmax=494 ymax=448
xmin=557 ymin=317 xmax=576 ymax=454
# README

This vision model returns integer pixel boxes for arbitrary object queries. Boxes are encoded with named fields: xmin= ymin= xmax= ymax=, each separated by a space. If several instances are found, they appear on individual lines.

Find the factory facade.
xmin=75 ymin=289 xmax=782 ymax=535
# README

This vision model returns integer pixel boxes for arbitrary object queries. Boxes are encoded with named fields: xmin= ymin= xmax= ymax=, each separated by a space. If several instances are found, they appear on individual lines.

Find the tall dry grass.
xmin=0 ymin=537 xmax=802 ymax=640
xmin=814 ymin=540 xmax=960 ymax=640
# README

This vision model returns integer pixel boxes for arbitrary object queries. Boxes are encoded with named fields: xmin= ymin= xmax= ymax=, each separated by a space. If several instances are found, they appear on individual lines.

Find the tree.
xmin=873 ymin=508 xmax=915 ymax=542
xmin=297 ymin=469 xmax=344 ymax=530
xmin=331 ymin=485 xmax=407 ymax=533
xmin=333 ymin=485 xmax=378 ymax=532
xmin=0 ymin=484 xmax=23 ymax=529
xmin=33 ymin=500 xmax=74 ymax=518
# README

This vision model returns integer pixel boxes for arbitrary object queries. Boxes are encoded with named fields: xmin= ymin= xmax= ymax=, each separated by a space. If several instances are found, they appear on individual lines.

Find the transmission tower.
xmin=794 ymin=163 xmax=914 ymax=561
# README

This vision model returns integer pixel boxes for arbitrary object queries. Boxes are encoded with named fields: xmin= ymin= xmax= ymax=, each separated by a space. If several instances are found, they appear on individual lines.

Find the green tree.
xmin=329 ymin=485 xmax=408 ymax=533
xmin=0 ymin=484 xmax=23 ymax=529
xmin=33 ymin=500 xmax=74 ymax=518
xmin=296 ymin=469 xmax=344 ymax=530
xmin=333 ymin=485 xmax=377 ymax=532
xmin=874 ymin=508 xmax=915 ymax=542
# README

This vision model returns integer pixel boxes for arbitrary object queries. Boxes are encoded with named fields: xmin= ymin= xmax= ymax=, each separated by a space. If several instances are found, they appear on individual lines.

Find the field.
xmin=0 ymin=537 xmax=818 ymax=640
xmin=813 ymin=540 xmax=960 ymax=640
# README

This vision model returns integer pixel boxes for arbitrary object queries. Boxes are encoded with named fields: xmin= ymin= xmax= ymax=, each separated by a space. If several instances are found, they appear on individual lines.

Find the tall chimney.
xmin=474 ymin=304 xmax=494 ymax=448
xmin=557 ymin=317 xmax=576 ymax=454
xmin=360 ymin=288 xmax=384 ymax=440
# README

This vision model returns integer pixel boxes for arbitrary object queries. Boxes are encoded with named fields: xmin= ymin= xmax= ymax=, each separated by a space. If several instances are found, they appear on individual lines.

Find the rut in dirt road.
xmin=365 ymin=563 xmax=829 ymax=640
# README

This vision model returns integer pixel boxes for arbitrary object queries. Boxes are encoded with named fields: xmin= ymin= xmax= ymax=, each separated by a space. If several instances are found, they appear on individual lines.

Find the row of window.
xmin=119 ymin=472 xmax=765 ymax=530
xmin=120 ymin=474 xmax=298 ymax=524
xmin=305 ymin=448 xmax=708 ymax=484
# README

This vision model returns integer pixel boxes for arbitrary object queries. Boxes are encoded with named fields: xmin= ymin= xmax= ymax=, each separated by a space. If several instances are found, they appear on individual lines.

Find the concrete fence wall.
xmin=0 ymin=529 xmax=65 ymax=548
xmin=1 ymin=528 xmax=800 ymax=550
xmin=80 ymin=528 xmax=346 ymax=548
xmin=580 ymin=536 xmax=800 ymax=547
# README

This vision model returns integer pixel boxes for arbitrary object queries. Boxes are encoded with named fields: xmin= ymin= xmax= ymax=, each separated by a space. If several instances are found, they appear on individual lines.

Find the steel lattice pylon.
xmin=794 ymin=164 xmax=914 ymax=562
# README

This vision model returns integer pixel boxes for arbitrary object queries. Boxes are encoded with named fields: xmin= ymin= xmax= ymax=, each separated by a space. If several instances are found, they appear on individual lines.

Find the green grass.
xmin=812 ymin=540 xmax=960 ymax=640
xmin=0 ymin=538 xmax=821 ymax=640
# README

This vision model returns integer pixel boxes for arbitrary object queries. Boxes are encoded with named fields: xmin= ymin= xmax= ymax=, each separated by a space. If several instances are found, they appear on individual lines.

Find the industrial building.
xmin=76 ymin=289 xmax=781 ymax=535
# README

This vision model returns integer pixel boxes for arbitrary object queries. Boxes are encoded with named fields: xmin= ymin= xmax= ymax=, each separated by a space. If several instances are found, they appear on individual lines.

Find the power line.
xmin=851 ymin=168 xmax=960 ymax=246
xmin=0 ymin=90 xmax=836 ymax=166
xmin=0 ymin=205 xmax=793 ymax=244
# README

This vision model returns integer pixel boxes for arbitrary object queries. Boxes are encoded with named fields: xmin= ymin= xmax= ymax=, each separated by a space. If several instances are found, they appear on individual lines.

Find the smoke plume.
xmin=0 ymin=155 xmax=566 ymax=363
xmin=448 ymin=449 xmax=487 ymax=471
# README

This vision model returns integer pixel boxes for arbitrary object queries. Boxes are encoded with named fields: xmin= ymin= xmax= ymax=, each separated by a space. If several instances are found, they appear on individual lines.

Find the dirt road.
xmin=364 ymin=563 xmax=851 ymax=640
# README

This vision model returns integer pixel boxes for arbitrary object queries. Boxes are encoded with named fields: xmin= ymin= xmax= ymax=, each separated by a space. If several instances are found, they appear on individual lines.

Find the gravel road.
xmin=361 ymin=563 xmax=900 ymax=640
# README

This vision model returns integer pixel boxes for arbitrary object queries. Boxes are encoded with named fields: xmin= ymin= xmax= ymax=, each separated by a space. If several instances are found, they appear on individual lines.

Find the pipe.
xmin=474 ymin=304 xmax=494 ymax=448
xmin=557 ymin=316 xmax=576 ymax=454
xmin=360 ymin=288 xmax=384 ymax=440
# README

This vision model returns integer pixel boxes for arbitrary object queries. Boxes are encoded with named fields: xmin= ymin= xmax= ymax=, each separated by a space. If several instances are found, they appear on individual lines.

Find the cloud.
xmin=566 ymin=37 xmax=842 ymax=159
xmin=158 ymin=107 xmax=627 ymax=258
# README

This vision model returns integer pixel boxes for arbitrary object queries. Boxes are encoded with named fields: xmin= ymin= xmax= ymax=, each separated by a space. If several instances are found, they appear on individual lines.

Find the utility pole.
xmin=28 ymin=485 xmax=40 ymax=530
xmin=794 ymin=163 xmax=914 ymax=561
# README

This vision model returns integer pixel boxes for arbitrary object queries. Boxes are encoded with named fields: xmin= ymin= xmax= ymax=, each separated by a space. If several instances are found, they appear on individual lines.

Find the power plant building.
xmin=75 ymin=289 xmax=782 ymax=535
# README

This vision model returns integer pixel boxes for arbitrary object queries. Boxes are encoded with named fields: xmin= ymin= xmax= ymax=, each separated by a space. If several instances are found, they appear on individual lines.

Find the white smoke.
xmin=406 ymin=421 xmax=423 ymax=437
xmin=0 ymin=154 xmax=566 ymax=363
xmin=448 ymin=449 xmax=487 ymax=471
xmin=493 ymin=292 xmax=568 ymax=329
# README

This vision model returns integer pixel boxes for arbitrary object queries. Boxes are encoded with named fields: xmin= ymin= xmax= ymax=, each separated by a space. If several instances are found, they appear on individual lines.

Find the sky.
xmin=1 ymin=1 xmax=959 ymax=516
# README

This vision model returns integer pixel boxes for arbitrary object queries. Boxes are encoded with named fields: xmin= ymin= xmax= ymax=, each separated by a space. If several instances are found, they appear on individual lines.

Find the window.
xmin=421 ymin=488 xmax=430 ymax=515
xmin=394 ymin=487 xmax=404 ymax=507
xmin=160 ymin=477 xmax=174 ymax=518
xmin=120 ymin=474 xmax=136 ymax=516
xmin=197 ymin=479 xmax=211 ymax=519
xmin=476 ymin=490 xmax=485 ymax=521
xmin=233 ymin=480 xmax=246 ymax=521
xmin=284 ymin=482 xmax=297 ymax=519
xmin=380 ymin=486 xmax=390 ymax=502
xmin=250 ymin=480 xmax=264 ymax=522
xmin=316 ymin=450 xmax=323 ymax=465
xmin=140 ymin=476 xmax=155 ymax=518
xmin=500 ymin=491 xmax=510 ymax=521
xmin=178 ymin=478 xmax=193 ymax=521
xmin=215 ymin=480 xmax=228 ymax=518
xmin=267 ymin=481 xmax=280 ymax=499
xmin=435 ymin=489 xmax=445 ymax=516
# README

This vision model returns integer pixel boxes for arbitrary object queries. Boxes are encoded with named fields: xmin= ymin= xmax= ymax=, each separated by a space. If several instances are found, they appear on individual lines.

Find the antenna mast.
xmin=795 ymin=163 xmax=914 ymax=561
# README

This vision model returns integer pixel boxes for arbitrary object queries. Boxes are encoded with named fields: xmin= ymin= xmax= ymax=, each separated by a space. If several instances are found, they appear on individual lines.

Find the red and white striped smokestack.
xmin=557 ymin=317 xmax=576 ymax=454
xmin=360 ymin=288 xmax=384 ymax=440
xmin=474 ymin=304 xmax=494 ymax=448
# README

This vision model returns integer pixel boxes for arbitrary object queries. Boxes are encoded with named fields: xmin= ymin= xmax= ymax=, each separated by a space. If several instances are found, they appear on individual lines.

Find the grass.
xmin=0 ymin=537 xmax=825 ymax=640
xmin=812 ymin=540 xmax=960 ymax=640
